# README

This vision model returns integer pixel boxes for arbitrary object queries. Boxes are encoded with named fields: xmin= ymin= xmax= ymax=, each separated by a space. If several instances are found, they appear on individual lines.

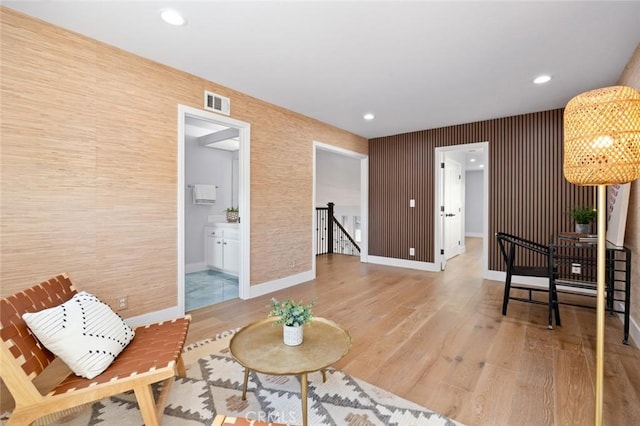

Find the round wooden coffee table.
xmin=229 ymin=317 xmax=352 ymax=426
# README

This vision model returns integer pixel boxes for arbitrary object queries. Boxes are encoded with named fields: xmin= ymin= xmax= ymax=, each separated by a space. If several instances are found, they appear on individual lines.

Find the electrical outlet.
xmin=571 ymin=263 xmax=581 ymax=274
xmin=409 ymin=199 xmax=416 ymax=208
xmin=117 ymin=296 xmax=128 ymax=310
xmin=291 ymin=260 xmax=296 ymax=268
xmin=409 ymin=247 xmax=415 ymax=256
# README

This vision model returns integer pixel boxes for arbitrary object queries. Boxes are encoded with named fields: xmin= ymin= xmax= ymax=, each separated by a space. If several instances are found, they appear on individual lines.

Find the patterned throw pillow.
xmin=22 ymin=291 xmax=135 ymax=379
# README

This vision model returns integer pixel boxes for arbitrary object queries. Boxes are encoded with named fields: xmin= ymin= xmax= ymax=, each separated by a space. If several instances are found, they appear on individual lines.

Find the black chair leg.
xmin=548 ymin=281 xmax=561 ymax=329
xmin=553 ymin=285 xmax=561 ymax=326
xmin=502 ymin=273 xmax=512 ymax=315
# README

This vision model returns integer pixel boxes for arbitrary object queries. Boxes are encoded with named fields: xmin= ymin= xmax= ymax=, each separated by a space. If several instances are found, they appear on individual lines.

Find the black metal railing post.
xmin=327 ymin=202 xmax=334 ymax=254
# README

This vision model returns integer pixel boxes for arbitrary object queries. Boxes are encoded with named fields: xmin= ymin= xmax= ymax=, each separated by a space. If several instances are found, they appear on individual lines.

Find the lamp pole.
xmin=595 ymin=184 xmax=606 ymax=426
xmin=562 ymin=85 xmax=640 ymax=426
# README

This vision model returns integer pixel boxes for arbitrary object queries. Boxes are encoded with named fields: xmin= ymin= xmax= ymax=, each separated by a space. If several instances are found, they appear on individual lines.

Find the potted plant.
xmin=570 ymin=206 xmax=597 ymax=234
xmin=268 ymin=298 xmax=316 ymax=346
xmin=225 ymin=206 xmax=239 ymax=223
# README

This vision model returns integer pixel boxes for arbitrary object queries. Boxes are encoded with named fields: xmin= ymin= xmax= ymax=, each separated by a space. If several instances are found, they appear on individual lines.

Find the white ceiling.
xmin=6 ymin=1 xmax=640 ymax=139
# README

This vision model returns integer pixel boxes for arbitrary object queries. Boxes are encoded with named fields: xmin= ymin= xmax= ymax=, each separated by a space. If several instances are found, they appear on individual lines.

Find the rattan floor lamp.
xmin=563 ymin=85 xmax=640 ymax=426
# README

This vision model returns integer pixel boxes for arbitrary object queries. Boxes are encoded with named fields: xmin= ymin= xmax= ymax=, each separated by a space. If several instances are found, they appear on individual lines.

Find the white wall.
xmin=316 ymin=149 xmax=361 ymax=237
xmin=185 ymin=136 xmax=236 ymax=265
xmin=465 ymin=170 xmax=484 ymax=236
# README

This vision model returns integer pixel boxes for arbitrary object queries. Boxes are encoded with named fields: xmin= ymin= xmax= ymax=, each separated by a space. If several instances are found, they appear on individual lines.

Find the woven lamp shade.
xmin=563 ymin=85 xmax=640 ymax=185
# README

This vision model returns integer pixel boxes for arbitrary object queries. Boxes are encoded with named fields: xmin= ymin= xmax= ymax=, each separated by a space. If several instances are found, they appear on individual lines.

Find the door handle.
xmin=446 ymin=213 xmax=456 ymax=217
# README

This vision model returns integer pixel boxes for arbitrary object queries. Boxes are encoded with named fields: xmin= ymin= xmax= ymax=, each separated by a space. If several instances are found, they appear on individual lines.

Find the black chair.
xmin=496 ymin=232 xmax=560 ymax=329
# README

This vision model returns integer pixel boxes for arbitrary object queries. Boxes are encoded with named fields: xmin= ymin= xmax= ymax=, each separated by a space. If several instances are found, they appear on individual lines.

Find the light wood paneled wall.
xmin=369 ymin=110 xmax=595 ymax=270
xmin=0 ymin=8 xmax=367 ymax=316
xmin=617 ymin=42 xmax=640 ymax=328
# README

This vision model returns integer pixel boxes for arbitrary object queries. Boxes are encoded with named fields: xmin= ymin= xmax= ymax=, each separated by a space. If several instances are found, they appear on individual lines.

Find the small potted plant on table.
xmin=570 ymin=206 xmax=597 ymax=234
xmin=268 ymin=298 xmax=316 ymax=346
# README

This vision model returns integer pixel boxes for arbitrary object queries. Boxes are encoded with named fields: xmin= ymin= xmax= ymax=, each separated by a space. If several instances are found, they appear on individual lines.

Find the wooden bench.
xmin=0 ymin=273 xmax=190 ymax=425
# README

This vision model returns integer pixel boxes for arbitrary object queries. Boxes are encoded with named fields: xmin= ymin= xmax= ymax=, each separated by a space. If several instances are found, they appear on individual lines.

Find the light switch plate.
xmin=410 ymin=199 xmax=415 ymax=207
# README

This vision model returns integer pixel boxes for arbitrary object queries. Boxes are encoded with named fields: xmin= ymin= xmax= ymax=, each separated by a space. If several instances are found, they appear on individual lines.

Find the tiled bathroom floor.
xmin=185 ymin=269 xmax=238 ymax=311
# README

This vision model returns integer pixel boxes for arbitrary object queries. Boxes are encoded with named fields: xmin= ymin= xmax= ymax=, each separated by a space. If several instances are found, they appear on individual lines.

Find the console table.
xmin=549 ymin=240 xmax=631 ymax=344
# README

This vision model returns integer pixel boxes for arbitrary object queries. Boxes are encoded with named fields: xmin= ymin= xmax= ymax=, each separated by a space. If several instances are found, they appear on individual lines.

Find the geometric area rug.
xmin=1 ymin=329 xmax=463 ymax=426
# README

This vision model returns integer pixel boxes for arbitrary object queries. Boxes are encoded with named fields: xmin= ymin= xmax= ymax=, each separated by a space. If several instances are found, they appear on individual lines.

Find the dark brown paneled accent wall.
xmin=369 ymin=109 xmax=595 ymax=271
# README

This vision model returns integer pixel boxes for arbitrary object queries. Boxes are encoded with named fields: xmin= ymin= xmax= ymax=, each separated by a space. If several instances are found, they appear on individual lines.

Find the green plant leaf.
xmin=267 ymin=298 xmax=316 ymax=326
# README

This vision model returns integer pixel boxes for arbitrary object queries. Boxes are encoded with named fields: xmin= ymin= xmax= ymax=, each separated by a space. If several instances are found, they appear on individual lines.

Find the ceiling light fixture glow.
xmin=533 ymin=74 xmax=552 ymax=84
xmin=363 ymin=113 xmax=375 ymax=121
xmin=469 ymin=158 xmax=476 ymax=162
xmin=160 ymin=9 xmax=187 ymax=26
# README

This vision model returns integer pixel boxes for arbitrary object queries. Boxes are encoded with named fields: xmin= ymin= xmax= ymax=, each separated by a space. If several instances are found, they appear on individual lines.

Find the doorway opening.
xmin=434 ymin=142 xmax=489 ymax=275
xmin=312 ymin=142 xmax=368 ymax=276
xmin=177 ymin=105 xmax=251 ymax=314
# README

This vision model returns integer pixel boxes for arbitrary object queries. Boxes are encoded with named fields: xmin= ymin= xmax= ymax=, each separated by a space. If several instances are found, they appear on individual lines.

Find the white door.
xmin=443 ymin=158 xmax=462 ymax=260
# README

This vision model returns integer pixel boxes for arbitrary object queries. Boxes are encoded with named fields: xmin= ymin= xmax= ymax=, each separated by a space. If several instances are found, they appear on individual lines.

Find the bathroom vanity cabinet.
xmin=205 ymin=224 xmax=239 ymax=275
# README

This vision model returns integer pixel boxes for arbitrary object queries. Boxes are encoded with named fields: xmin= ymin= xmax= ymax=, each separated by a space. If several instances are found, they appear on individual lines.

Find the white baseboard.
xmin=614 ymin=300 xmax=639 ymax=348
xmin=367 ymin=255 xmax=439 ymax=272
xmin=465 ymin=232 xmax=483 ymax=238
xmin=486 ymin=270 xmax=598 ymax=295
xmin=185 ymin=262 xmax=207 ymax=274
xmin=123 ymin=306 xmax=183 ymax=328
xmin=248 ymin=270 xmax=315 ymax=299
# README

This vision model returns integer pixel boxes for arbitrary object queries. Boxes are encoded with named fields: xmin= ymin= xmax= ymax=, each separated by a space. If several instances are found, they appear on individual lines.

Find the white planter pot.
xmin=283 ymin=324 xmax=303 ymax=346
xmin=575 ymin=223 xmax=591 ymax=234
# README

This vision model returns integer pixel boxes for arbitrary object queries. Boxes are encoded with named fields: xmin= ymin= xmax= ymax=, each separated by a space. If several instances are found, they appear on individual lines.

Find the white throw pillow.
xmin=22 ymin=291 xmax=135 ymax=379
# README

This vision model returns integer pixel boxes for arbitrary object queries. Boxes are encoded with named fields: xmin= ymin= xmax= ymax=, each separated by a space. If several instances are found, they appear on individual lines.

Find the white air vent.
xmin=204 ymin=91 xmax=230 ymax=115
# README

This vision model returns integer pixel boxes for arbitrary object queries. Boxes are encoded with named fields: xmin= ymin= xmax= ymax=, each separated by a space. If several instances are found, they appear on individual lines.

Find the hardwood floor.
xmin=189 ymin=237 xmax=640 ymax=426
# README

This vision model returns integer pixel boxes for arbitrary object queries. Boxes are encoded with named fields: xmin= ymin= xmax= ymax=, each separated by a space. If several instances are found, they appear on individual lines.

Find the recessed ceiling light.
xmin=533 ymin=75 xmax=552 ymax=84
xmin=469 ymin=158 xmax=476 ymax=162
xmin=479 ymin=164 xmax=485 ymax=168
xmin=363 ymin=113 xmax=375 ymax=121
xmin=160 ymin=9 xmax=187 ymax=26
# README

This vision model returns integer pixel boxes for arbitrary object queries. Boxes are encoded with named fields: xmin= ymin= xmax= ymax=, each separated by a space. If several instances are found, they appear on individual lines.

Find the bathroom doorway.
xmin=177 ymin=105 xmax=250 ymax=314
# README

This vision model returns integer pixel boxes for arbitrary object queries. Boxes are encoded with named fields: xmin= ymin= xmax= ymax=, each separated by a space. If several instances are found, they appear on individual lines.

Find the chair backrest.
xmin=0 ymin=274 xmax=76 ymax=400
xmin=496 ymin=232 xmax=549 ymax=268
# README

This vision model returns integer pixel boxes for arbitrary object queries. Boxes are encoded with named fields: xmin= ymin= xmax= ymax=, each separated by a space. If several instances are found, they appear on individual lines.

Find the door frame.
xmin=177 ymin=104 xmax=251 ymax=314
xmin=434 ymin=141 xmax=489 ymax=274
xmin=312 ymin=141 xmax=368 ymax=276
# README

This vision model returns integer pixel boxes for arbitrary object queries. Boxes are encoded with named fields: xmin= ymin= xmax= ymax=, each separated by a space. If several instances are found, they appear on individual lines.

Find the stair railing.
xmin=315 ymin=202 xmax=360 ymax=256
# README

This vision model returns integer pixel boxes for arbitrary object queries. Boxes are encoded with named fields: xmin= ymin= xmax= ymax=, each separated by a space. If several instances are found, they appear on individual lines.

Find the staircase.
xmin=315 ymin=202 xmax=360 ymax=256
